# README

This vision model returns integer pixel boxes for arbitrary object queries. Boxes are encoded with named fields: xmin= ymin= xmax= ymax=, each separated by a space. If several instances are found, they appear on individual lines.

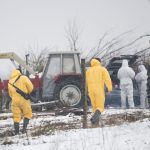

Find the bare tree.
xmin=101 ymin=34 xmax=150 ymax=65
xmin=84 ymin=29 xmax=150 ymax=65
xmin=25 ymin=45 xmax=49 ymax=73
xmin=65 ymin=20 xmax=82 ymax=51
xmin=85 ymin=29 xmax=134 ymax=61
xmin=84 ymin=32 xmax=109 ymax=62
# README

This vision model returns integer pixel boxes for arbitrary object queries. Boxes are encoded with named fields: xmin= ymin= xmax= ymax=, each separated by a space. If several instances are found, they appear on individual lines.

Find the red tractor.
xmin=0 ymin=51 xmax=83 ymax=111
xmin=40 ymin=51 xmax=82 ymax=108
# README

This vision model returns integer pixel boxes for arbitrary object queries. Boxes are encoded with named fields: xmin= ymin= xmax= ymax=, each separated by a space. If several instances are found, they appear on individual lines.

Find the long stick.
xmin=81 ymin=59 xmax=88 ymax=128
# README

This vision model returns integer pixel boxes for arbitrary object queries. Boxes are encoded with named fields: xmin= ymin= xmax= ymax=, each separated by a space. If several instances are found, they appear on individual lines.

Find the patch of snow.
xmin=1 ymin=119 xmax=150 ymax=150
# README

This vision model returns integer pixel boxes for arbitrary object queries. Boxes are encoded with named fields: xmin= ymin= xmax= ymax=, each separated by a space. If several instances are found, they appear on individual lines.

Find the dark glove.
xmin=30 ymin=96 xmax=38 ymax=103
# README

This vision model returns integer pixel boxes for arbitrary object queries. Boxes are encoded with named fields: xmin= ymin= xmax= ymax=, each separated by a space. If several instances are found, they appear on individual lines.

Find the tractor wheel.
xmin=54 ymin=81 xmax=82 ymax=108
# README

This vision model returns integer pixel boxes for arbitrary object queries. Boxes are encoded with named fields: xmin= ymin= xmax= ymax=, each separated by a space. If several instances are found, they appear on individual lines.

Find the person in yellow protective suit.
xmin=8 ymin=69 xmax=33 ymax=135
xmin=86 ymin=58 xmax=112 ymax=124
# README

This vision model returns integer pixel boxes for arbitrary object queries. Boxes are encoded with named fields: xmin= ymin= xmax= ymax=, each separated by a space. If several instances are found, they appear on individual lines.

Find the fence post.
xmin=81 ymin=59 xmax=88 ymax=128
xmin=147 ymin=62 xmax=150 ymax=108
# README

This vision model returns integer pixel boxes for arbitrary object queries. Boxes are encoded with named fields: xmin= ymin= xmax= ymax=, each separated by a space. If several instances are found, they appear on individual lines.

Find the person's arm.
xmin=8 ymin=84 xmax=12 ymax=98
xmin=117 ymin=69 xmax=121 ymax=80
xmin=129 ymin=68 xmax=135 ymax=79
xmin=135 ymin=72 xmax=147 ymax=82
xmin=23 ymin=76 xmax=34 ymax=94
xmin=103 ymin=68 xmax=112 ymax=92
xmin=135 ymin=73 xmax=140 ymax=83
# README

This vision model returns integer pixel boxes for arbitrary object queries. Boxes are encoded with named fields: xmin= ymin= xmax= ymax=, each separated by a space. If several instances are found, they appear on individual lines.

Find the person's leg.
xmin=11 ymin=103 xmax=21 ymax=135
xmin=22 ymin=118 xmax=30 ymax=133
xmin=140 ymin=94 xmax=146 ymax=108
xmin=0 ymin=98 xmax=2 ymax=111
xmin=140 ymin=82 xmax=147 ymax=108
xmin=90 ymin=109 xmax=101 ymax=125
xmin=0 ymin=90 xmax=2 ymax=111
xmin=120 ymin=85 xmax=127 ymax=108
xmin=145 ymin=96 xmax=149 ymax=108
xmin=95 ymin=89 xmax=105 ymax=113
xmin=21 ymin=100 xmax=32 ymax=133
xmin=127 ymin=84 xmax=134 ymax=108
xmin=90 ymin=90 xmax=103 ymax=124
xmin=14 ymin=122 xmax=19 ymax=135
xmin=89 ymin=92 xmax=96 ymax=112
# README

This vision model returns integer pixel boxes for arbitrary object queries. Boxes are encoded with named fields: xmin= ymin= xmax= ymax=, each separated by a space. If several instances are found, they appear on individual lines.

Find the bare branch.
xmin=26 ymin=45 xmax=49 ymax=73
xmin=102 ymin=34 xmax=150 ymax=59
xmin=85 ymin=29 xmax=134 ymax=62
xmin=65 ymin=20 xmax=82 ymax=51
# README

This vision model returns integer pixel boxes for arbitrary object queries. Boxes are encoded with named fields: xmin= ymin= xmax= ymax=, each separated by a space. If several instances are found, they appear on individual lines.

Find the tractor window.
xmin=62 ymin=54 xmax=75 ymax=73
xmin=46 ymin=55 xmax=61 ymax=78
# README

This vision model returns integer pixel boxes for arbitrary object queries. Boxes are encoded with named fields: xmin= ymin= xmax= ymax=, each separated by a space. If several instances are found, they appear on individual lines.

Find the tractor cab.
xmin=42 ymin=51 xmax=82 ymax=107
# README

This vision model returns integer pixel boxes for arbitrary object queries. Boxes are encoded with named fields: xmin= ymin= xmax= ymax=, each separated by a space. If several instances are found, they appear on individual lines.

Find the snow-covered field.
xmin=0 ymin=109 xmax=150 ymax=150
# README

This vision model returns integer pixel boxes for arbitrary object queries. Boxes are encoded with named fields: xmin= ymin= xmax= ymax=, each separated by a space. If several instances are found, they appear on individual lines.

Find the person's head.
xmin=90 ymin=58 xmax=101 ymax=67
xmin=138 ymin=65 xmax=147 ymax=73
xmin=10 ymin=69 xmax=22 ymax=79
xmin=122 ymin=59 xmax=128 ymax=67
xmin=16 ymin=66 xmax=22 ymax=74
xmin=94 ymin=57 xmax=101 ymax=63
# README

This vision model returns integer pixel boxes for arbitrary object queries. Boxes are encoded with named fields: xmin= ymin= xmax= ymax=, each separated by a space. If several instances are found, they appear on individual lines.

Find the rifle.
xmin=8 ymin=82 xmax=31 ymax=100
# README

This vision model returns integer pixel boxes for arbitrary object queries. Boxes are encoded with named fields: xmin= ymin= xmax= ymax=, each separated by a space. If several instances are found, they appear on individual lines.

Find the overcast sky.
xmin=0 ymin=0 xmax=150 ymax=79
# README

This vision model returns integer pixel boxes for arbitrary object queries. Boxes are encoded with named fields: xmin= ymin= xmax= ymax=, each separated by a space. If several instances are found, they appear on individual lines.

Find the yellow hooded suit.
xmin=86 ymin=59 xmax=112 ymax=112
xmin=8 ymin=69 xmax=33 ymax=123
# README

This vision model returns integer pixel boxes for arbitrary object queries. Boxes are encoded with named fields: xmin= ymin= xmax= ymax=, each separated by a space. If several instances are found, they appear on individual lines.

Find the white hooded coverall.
xmin=117 ymin=60 xmax=135 ymax=108
xmin=135 ymin=65 xmax=148 ymax=108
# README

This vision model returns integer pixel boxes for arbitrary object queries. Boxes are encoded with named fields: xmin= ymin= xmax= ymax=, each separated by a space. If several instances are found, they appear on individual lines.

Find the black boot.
xmin=14 ymin=122 xmax=19 ymax=135
xmin=22 ymin=118 xmax=29 ymax=134
xmin=90 ymin=110 xmax=101 ymax=125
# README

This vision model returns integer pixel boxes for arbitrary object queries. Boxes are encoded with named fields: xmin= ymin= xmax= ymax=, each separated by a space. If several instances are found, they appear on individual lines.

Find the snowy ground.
xmin=0 ymin=108 xmax=150 ymax=150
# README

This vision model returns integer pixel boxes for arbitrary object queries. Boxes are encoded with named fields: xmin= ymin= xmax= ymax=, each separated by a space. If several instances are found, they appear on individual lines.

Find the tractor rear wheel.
xmin=54 ymin=81 xmax=82 ymax=108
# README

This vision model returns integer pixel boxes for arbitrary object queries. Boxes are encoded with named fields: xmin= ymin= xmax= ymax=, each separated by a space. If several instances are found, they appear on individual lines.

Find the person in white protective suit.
xmin=135 ymin=65 xmax=148 ymax=108
xmin=117 ymin=59 xmax=135 ymax=108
